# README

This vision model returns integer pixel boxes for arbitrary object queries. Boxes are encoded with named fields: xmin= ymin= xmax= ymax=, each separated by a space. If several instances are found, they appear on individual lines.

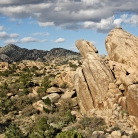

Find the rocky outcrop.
xmin=106 ymin=27 xmax=138 ymax=67
xmin=74 ymin=28 xmax=138 ymax=130
xmin=74 ymin=40 xmax=114 ymax=114
xmin=106 ymin=28 xmax=138 ymax=120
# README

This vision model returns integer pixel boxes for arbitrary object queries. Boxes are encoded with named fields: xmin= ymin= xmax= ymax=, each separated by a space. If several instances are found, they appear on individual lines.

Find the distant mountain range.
xmin=0 ymin=44 xmax=80 ymax=63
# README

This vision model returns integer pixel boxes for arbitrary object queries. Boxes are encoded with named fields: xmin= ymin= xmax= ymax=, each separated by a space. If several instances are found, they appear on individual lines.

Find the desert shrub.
xmin=49 ymin=74 xmax=56 ymax=78
xmin=0 ymin=121 xmax=11 ymax=134
xmin=43 ymin=107 xmax=50 ymax=114
xmin=44 ymin=97 xmax=51 ymax=106
xmin=121 ymin=110 xmax=129 ymax=117
xmin=68 ymin=62 xmax=78 ymax=70
xmin=59 ymin=98 xmax=73 ymax=112
xmin=37 ymin=76 xmax=51 ymax=96
xmin=1 ymin=81 xmax=8 ymax=90
xmin=19 ymin=73 xmax=32 ymax=88
xmin=30 ymin=66 xmax=38 ymax=72
xmin=60 ymin=82 xmax=68 ymax=89
xmin=0 ymin=98 xmax=15 ymax=115
xmin=23 ymin=88 xmax=29 ymax=95
xmin=8 ymin=83 xmax=20 ymax=95
xmin=21 ymin=105 xmax=38 ymax=116
xmin=34 ymin=72 xmax=42 ymax=77
xmin=0 ymin=90 xmax=6 ymax=97
xmin=65 ymin=110 xmax=76 ymax=123
xmin=13 ymin=95 xmax=35 ymax=111
xmin=42 ymin=76 xmax=51 ymax=91
xmin=130 ymin=132 xmax=138 ymax=138
xmin=111 ymin=125 xmax=121 ymax=131
xmin=78 ymin=60 xmax=82 ymax=66
xmin=22 ymin=66 xmax=30 ymax=72
xmin=37 ymin=87 xmax=47 ymax=97
xmin=78 ymin=116 xmax=107 ymax=137
xmin=60 ymin=60 xmax=68 ymax=65
xmin=55 ymin=130 xmax=84 ymax=138
xmin=29 ymin=117 xmax=58 ymax=138
xmin=79 ymin=116 xmax=106 ymax=129
xmin=0 ymin=70 xmax=13 ymax=77
xmin=5 ymin=123 xmax=25 ymax=138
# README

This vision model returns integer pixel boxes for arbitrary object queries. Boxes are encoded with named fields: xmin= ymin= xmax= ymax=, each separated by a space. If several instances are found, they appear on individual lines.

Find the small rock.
xmin=92 ymin=131 xmax=100 ymax=138
xmin=111 ymin=130 xmax=122 ymax=138
xmin=42 ymin=93 xmax=60 ymax=103
xmin=46 ymin=87 xmax=62 ymax=94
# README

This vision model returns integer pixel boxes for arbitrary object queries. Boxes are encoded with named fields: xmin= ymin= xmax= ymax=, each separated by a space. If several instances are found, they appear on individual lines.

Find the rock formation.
xmin=74 ymin=28 xmax=138 ymax=130
xmin=74 ymin=40 xmax=114 ymax=114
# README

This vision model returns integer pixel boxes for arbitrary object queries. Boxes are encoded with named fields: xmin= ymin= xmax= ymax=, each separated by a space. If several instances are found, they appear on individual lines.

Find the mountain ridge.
xmin=0 ymin=44 xmax=80 ymax=63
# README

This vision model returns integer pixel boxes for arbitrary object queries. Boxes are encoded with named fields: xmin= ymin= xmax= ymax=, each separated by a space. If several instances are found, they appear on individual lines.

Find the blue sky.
xmin=0 ymin=0 xmax=138 ymax=54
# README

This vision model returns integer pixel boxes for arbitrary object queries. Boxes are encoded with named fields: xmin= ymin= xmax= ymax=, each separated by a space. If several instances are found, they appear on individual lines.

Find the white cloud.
xmin=4 ymin=39 xmax=19 ymax=44
xmin=0 ymin=26 xmax=4 ymax=30
xmin=38 ymin=22 xmax=55 ymax=27
xmin=32 ymin=32 xmax=49 ymax=36
xmin=20 ymin=37 xmax=38 ymax=43
xmin=39 ymin=39 xmax=47 ymax=43
xmin=83 ymin=16 xmax=122 ymax=33
xmin=124 ymin=15 xmax=138 ymax=25
xmin=0 ymin=1 xmax=138 ymax=32
xmin=55 ymin=38 xmax=65 ymax=43
xmin=0 ymin=31 xmax=8 ymax=39
xmin=9 ymin=33 xmax=19 ymax=38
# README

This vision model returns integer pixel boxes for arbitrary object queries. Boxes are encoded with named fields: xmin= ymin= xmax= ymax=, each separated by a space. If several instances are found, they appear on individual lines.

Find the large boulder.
xmin=105 ymin=27 xmax=138 ymax=67
xmin=74 ymin=40 xmax=114 ymax=114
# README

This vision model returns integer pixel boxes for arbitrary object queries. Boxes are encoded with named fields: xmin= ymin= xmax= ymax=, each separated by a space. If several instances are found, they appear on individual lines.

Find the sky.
xmin=0 ymin=0 xmax=138 ymax=54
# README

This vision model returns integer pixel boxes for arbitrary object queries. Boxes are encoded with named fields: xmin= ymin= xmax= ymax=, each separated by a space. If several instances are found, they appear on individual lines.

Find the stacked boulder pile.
xmin=74 ymin=27 xmax=138 ymax=135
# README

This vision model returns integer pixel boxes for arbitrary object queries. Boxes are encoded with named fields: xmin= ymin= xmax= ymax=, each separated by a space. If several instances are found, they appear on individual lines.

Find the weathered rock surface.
xmin=74 ymin=28 xmax=138 ymax=131
xmin=106 ymin=28 xmax=138 ymax=120
xmin=106 ymin=27 xmax=138 ymax=67
xmin=74 ymin=40 xmax=114 ymax=114
xmin=42 ymin=93 xmax=60 ymax=103
xmin=46 ymin=87 xmax=62 ymax=94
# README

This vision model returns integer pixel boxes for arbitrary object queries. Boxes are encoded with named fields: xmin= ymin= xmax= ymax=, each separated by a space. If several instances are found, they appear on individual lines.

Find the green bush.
xmin=44 ymin=97 xmax=51 ymax=106
xmin=0 ymin=90 xmax=6 ymax=97
xmin=68 ymin=62 xmax=78 ymax=70
xmin=130 ymin=132 xmax=138 ymax=138
xmin=19 ymin=73 xmax=32 ymax=88
xmin=56 ymin=130 xmax=84 ymax=138
xmin=1 ymin=82 xmax=8 ymax=90
xmin=64 ymin=110 xmax=76 ymax=123
xmin=23 ymin=88 xmax=29 ymax=95
xmin=29 ymin=117 xmax=57 ymax=138
xmin=0 ymin=98 xmax=15 ymax=115
xmin=30 ymin=66 xmax=38 ymax=72
xmin=0 ymin=70 xmax=13 ymax=77
xmin=111 ymin=125 xmax=121 ymax=131
xmin=43 ymin=107 xmax=50 ymax=114
xmin=5 ymin=123 xmax=25 ymax=138
xmin=42 ymin=76 xmax=51 ymax=91
xmin=78 ymin=116 xmax=107 ymax=137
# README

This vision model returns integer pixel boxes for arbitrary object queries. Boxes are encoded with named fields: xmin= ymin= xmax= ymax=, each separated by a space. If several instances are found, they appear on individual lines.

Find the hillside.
xmin=0 ymin=44 xmax=80 ymax=63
